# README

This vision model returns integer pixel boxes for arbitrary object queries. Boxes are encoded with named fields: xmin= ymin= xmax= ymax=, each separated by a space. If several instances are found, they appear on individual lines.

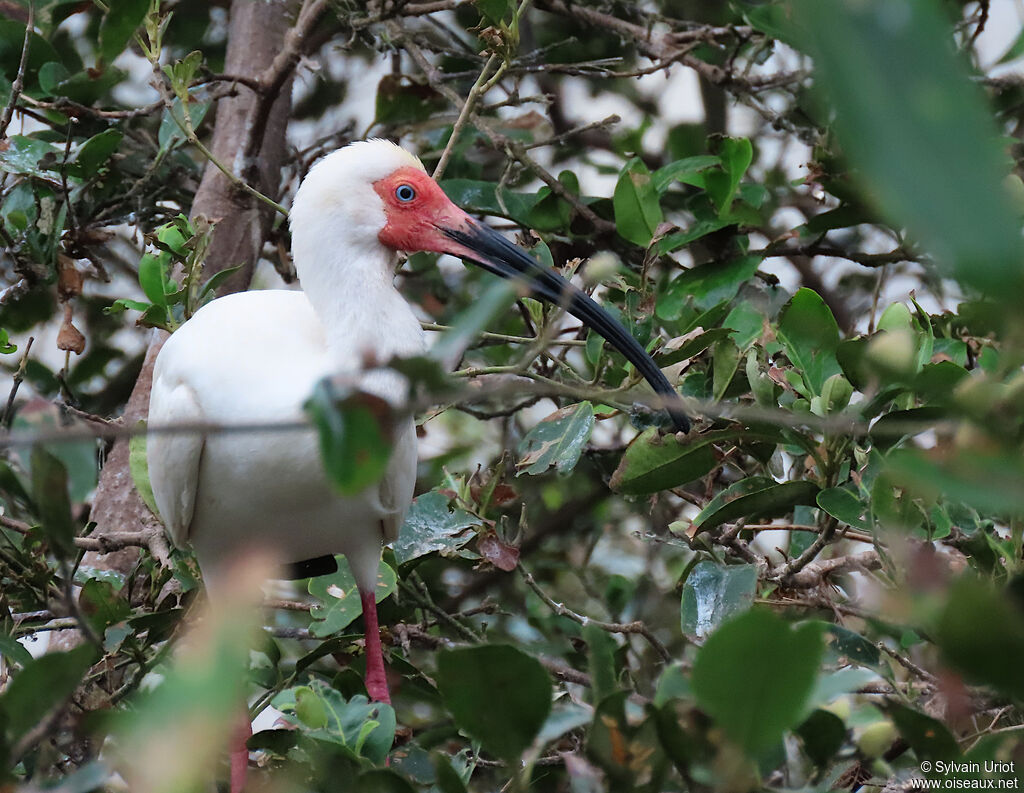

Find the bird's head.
xmin=290 ymin=139 xmax=690 ymax=433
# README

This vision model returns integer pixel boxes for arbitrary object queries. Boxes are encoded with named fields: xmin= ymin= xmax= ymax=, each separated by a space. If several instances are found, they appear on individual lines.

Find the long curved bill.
xmin=440 ymin=218 xmax=690 ymax=433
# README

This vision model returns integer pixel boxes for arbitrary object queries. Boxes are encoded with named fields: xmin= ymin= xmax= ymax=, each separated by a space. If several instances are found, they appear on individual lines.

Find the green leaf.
xmin=358 ymin=769 xmax=417 ymax=793
xmin=308 ymin=558 xmax=397 ymax=638
xmin=295 ymin=686 xmax=329 ymax=728
xmin=691 ymin=477 xmax=821 ymax=534
xmin=692 ymin=610 xmax=824 ymax=754
xmin=0 ymin=632 xmax=32 ymax=668
xmin=792 ymin=0 xmax=1023 ymax=300
xmin=583 ymin=623 xmax=617 ymax=705
xmin=98 ymin=0 xmax=150 ymax=64
xmin=935 ymin=576 xmax=1024 ymax=700
xmin=707 ymin=137 xmax=753 ymax=216
xmin=30 ymin=446 xmax=75 ymax=556
xmin=997 ymin=25 xmax=1024 ymax=64
xmin=886 ymin=702 xmax=959 ymax=761
xmin=654 ymin=662 xmax=691 ymax=706
xmin=657 ymin=255 xmax=761 ymax=320
xmin=680 ymin=562 xmax=758 ymax=639
xmin=712 ymin=337 xmax=740 ymax=402
xmin=824 ymin=623 xmax=881 ymax=668
xmin=516 ymin=402 xmax=595 ymax=476
xmin=433 ymin=752 xmax=470 ymax=793
xmin=197 ymin=264 xmax=244 ymax=302
xmin=305 ymin=381 xmax=395 ymax=496
xmin=0 ymin=135 xmax=60 ymax=178
xmin=273 ymin=682 xmax=395 ymax=764
xmin=393 ymin=490 xmax=479 ymax=565
xmin=430 ymin=279 xmax=518 ymax=368
xmin=613 ymin=158 xmax=663 ymax=247
xmin=157 ymin=98 xmax=210 ymax=152
xmin=71 ymin=129 xmax=123 ymax=177
xmin=129 ymin=422 xmax=159 ymax=517
xmin=0 ymin=19 xmax=63 ymax=90
xmin=436 ymin=645 xmax=552 ymax=762
xmin=0 ymin=645 xmax=96 ymax=743
xmin=137 ymin=253 xmax=168 ymax=307
xmin=610 ymin=427 xmax=731 ymax=495
xmin=796 ymin=709 xmax=846 ymax=766
xmin=777 ymin=288 xmax=841 ymax=395
xmin=39 ymin=60 xmax=70 ymax=95
xmin=105 ymin=298 xmax=151 ymax=315
xmin=0 ymin=327 xmax=16 ymax=354
xmin=816 ymin=486 xmax=870 ymax=531
xmin=440 ymin=179 xmax=542 ymax=225
xmin=374 ymin=74 xmax=448 ymax=127
xmin=655 ymin=217 xmax=731 ymax=256
xmin=477 ymin=0 xmax=511 ymax=24
xmin=886 ymin=448 xmax=1024 ymax=516
xmin=652 ymin=155 xmax=721 ymax=192
xmin=657 ymin=328 xmax=733 ymax=367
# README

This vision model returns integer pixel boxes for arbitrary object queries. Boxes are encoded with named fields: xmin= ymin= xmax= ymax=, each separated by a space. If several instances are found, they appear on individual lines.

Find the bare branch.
xmin=519 ymin=566 xmax=672 ymax=662
xmin=0 ymin=3 xmax=33 ymax=138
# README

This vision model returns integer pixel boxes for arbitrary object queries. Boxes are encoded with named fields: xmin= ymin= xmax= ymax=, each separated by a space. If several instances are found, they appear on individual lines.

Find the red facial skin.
xmin=373 ymin=167 xmax=477 ymax=259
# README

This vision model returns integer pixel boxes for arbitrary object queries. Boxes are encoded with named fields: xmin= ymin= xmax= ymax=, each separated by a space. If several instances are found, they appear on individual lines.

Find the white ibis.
xmin=146 ymin=139 xmax=688 ymax=789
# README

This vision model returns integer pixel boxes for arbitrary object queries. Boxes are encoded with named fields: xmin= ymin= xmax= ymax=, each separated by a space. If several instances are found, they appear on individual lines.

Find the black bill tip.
xmin=441 ymin=219 xmax=691 ymax=434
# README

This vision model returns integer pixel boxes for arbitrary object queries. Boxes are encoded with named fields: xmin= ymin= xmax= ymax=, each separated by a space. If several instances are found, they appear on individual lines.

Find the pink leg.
xmin=360 ymin=588 xmax=391 ymax=704
xmin=230 ymin=710 xmax=252 ymax=793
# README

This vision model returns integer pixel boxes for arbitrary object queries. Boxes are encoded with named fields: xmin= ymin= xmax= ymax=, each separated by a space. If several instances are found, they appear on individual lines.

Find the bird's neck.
xmin=292 ymin=233 xmax=418 ymax=362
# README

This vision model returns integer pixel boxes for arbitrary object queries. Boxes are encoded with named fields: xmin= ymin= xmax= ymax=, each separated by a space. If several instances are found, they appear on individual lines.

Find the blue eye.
xmin=395 ymin=184 xmax=416 ymax=202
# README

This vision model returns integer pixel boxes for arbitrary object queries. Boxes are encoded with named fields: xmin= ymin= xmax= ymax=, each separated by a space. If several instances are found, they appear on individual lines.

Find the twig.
xmin=400 ymin=574 xmax=483 ymax=643
xmin=20 ymin=93 xmax=180 ymax=121
xmin=524 ymin=114 xmax=620 ymax=150
xmin=432 ymin=53 xmax=500 ymax=180
xmin=878 ymin=643 xmax=939 ymax=686
xmin=752 ymin=242 xmax=919 ymax=269
xmin=420 ymin=321 xmax=587 ymax=347
xmin=3 ymin=336 xmax=33 ymax=428
xmin=773 ymin=550 xmax=882 ymax=589
xmin=242 ymin=0 xmax=328 ymax=164
xmin=394 ymin=622 xmax=592 ymax=686
xmin=0 ymin=516 xmax=171 ymax=565
xmin=147 ymin=59 xmax=288 ymax=216
xmin=265 ymin=598 xmax=314 ymax=612
xmin=0 ymin=3 xmax=33 ymax=138
xmin=0 ymin=378 xmax=969 ymax=451
xmin=395 ymin=25 xmax=616 ymax=233
xmin=519 ymin=566 xmax=671 ymax=663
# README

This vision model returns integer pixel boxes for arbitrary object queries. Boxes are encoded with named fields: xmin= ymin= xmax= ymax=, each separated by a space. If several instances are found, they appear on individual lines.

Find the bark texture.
xmin=87 ymin=0 xmax=300 ymax=565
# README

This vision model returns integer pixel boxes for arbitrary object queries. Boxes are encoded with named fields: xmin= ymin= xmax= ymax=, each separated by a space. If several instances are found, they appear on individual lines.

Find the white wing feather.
xmin=147 ymin=379 xmax=205 ymax=548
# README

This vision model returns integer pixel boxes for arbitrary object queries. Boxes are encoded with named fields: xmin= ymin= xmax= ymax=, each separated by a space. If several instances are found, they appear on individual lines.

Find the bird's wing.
xmin=147 ymin=381 xmax=205 ymax=548
xmin=378 ymin=418 xmax=418 ymax=544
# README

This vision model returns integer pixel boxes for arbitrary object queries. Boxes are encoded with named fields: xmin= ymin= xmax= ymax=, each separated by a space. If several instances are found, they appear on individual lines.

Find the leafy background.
xmin=0 ymin=0 xmax=1023 ymax=791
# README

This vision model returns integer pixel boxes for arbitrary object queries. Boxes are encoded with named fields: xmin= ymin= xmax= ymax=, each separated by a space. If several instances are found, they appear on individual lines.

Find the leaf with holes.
xmin=681 ymin=562 xmax=758 ymax=639
xmin=394 ymin=490 xmax=480 ymax=565
xmin=308 ymin=558 xmax=397 ymax=638
xmin=517 ymin=402 xmax=595 ymax=476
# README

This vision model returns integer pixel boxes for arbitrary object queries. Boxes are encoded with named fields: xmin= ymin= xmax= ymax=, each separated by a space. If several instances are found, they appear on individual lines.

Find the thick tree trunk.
xmin=87 ymin=0 xmax=299 ymax=567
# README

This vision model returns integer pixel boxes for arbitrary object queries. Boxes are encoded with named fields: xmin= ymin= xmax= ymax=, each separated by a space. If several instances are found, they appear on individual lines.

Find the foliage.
xmin=0 ymin=1 xmax=1023 ymax=792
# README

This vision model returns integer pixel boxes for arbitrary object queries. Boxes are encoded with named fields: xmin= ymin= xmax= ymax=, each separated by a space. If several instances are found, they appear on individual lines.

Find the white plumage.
xmin=148 ymin=141 xmax=427 ymax=594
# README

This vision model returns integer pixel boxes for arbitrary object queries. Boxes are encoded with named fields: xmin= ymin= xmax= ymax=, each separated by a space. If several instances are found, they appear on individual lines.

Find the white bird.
xmin=146 ymin=139 xmax=688 ymax=790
